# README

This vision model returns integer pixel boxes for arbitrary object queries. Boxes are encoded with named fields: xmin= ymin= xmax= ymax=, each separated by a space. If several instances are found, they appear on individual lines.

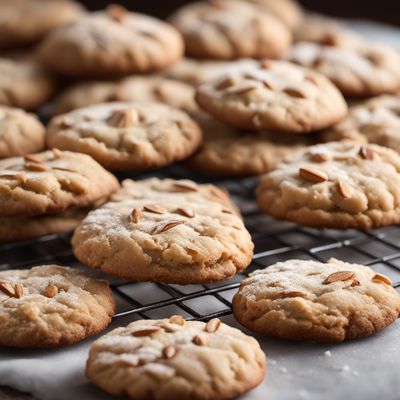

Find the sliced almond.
xmin=0 ymin=281 xmax=15 ymax=297
xmin=336 ymin=180 xmax=352 ymax=199
xmin=157 ymin=221 xmax=185 ymax=234
xmin=310 ymin=152 xmax=330 ymax=162
xmin=130 ymin=208 xmax=141 ymax=223
xmin=322 ymin=33 xmax=341 ymax=47
xmin=283 ymin=88 xmax=307 ymax=98
xmin=205 ymin=318 xmax=221 ymax=333
xmin=24 ymin=154 xmax=42 ymax=164
xmin=106 ymin=4 xmax=127 ymax=22
xmin=305 ymin=75 xmax=320 ymax=85
xmin=299 ymin=167 xmax=328 ymax=183
xmin=227 ymin=83 xmax=258 ymax=95
xmin=221 ymin=208 xmax=233 ymax=214
xmin=169 ymin=315 xmax=185 ymax=326
xmin=176 ymin=207 xmax=195 ymax=218
xmin=25 ymin=162 xmax=49 ymax=172
xmin=280 ymin=291 xmax=307 ymax=299
xmin=262 ymin=80 xmax=273 ymax=90
xmin=107 ymin=109 xmax=138 ymax=128
xmin=216 ymin=77 xmax=235 ymax=90
xmin=372 ymin=273 xmax=392 ymax=286
xmin=192 ymin=334 xmax=207 ymax=346
xmin=52 ymin=148 xmax=62 ymax=159
xmin=132 ymin=327 xmax=161 ymax=337
xmin=14 ymin=283 xmax=24 ymax=298
xmin=162 ymin=345 xmax=178 ymax=359
xmin=144 ymin=205 xmax=166 ymax=215
xmin=359 ymin=145 xmax=376 ymax=160
xmin=173 ymin=182 xmax=198 ymax=192
xmin=160 ymin=322 xmax=181 ymax=333
xmin=323 ymin=271 xmax=355 ymax=284
xmin=45 ymin=284 xmax=59 ymax=298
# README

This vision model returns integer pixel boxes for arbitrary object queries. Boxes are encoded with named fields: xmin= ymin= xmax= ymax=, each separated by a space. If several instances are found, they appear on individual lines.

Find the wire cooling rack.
xmin=1 ymin=165 xmax=400 ymax=322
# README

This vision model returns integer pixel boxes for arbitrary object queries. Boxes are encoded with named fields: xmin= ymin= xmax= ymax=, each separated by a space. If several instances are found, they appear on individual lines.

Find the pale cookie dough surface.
xmin=164 ymin=58 xmax=259 ymax=86
xmin=186 ymin=118 xmax=312 ymax=176
xmin=47 ymin=102 xmax=202 ymax=171
xmin=233 ymin=258 xmax=400 ymax=342
xmin=39 ymin=5 xmax=184 ymax=78
xmin=0 ymin=150 xmax=119 ymax=216
xmin=0 ymin=265 xmax=115 ymax=348
xmin=169 ymin=0 xmax=291 ymax=60
xmin=323 ymin=95 xmax=400 ymax=152
xmin=0 ymin=208 xmax=88 ymax=244
xmin=256 ymin=141 xmax=400 ymax=230
xmin=196 ymin=60 xmax=348 ymax=133
xmin=245 ymin=0 xmax=303 ymax=30
xmin=287 ymin=41 xmax=400 ymax=97
xmin=72 ymin=178 xmax=253 ymax=284
xmin=86 ymin=317 xmax=265 ymax=400
xmin=0 ymin=57 xmax=56 ymax=110
xmin=52 ymin=76 xmax=197 ymax=116
xmin=0 ymin=106 xmax=45 ymax=158
xmin=0 ymin=0 xmax=85 ymax=50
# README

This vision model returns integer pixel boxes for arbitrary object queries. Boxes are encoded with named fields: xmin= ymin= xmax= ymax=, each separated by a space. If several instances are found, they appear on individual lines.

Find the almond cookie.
xmin=52 ymin=76 xmax=197 ymax=116
xmin=0 ymin=0 xmax=85 ymax=50
xmin=0 ymin=106 xmax=45 ymax=158
xmin=256 ymin=141 xmax=400 ymax=230
xmin=287 ymin=41 xmax=400 ymax=97
xmin=0 ymin=56 xmax=56 ymax=110
xmin=322 ymin=95 xmax=400 ymax=152
xmin=246 ymin=0 xmax=303 ymax=30
xmin=86 ymin=317 xmax=265 ymax=400
xmin=186 ymin=117 xmax=312 ymax=177
xmin=233 ymin=258 xmax=400 ymax=342
xmin=169 ymin=0 xmax=291 ymax=60
xmin=0 ymin=265 xmax=115 ymax=348
xmin=0 ymin=150 xmax=119 ymax=216
xmin=164 ymin=58 xmax=259 ymax=87
xmin=47 ymin=102 xmax=202 ymax=172
xmin=0 ymin=208 xmax=88 ymax=244
xmin=196 ymin=60 xmax=348 ymax=134
xmin=39 ymin=5 xmax=184 ymax=78
xmin=72 ymin=178 xmax=253 ymax=284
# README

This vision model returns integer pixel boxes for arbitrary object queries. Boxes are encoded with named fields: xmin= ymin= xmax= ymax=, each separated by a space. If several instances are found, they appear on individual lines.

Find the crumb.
xmin=324 ymin=350 xmax=332 ymax=357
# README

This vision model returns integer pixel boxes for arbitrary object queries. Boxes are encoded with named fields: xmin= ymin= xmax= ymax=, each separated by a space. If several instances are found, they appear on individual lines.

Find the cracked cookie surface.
xmin=0 ymin=106 xmax=45 ymax=158
xmin=233 ymin=258 xmax=400 ymax=342
xmin=196 ymin=60 xmax=347 ymax=133
xmin=256 ymin=140 xmax=400 ymax=229
xmin=0 ymin=265 xmax=115 ymax=348
xmin=0 ymin=150 xmax=119 ymax=216
xmin=39 ymin=5 xmax=184 ymax=78
xmin=47 ymin=102 xmax=202 ymax=171
xmin=72 ymin=178 xmax=253 ymax=284
xmin=169 ymin=0 xmax=291 ymax=60
xmin=86 ymin=317 xmax=265 ymax=400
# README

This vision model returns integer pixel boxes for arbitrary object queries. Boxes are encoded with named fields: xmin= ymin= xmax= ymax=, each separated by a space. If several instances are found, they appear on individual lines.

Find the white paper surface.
xmin=2 ymin=20 xmax=400 ymax=400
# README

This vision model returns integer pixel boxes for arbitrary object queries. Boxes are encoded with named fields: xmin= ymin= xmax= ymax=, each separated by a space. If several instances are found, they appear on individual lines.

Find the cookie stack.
xmin=0 ymin=149 xmax=119 ymax=243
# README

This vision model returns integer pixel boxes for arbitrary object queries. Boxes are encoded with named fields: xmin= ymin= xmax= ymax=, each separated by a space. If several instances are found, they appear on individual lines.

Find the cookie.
xmin=322 ymin=95 xmax=400 ymax=152
xmin=86 ymin=317 xmax=265 ymax=400
xmin=186 ymin=117 xmax=312 ymax=176
xmin=246 ymin=0 xmax=303 ymax=30
xmin=52 ymin=76 xmax=197 ymax=116
xmin=0 ymin=208 xmax=88 ymax=244
xmin=0 ymin=106 xmax=45 ymax=158
xmin=233 ymin=258 xmax=400 ymax=342
xmin=164 ymin=58 xmax=259 ymax=87
xmin=0 ymin=265 xmax=115 ymax=348
xmin=196 ymin=60 xmax=348 ymax=134
xmin=47 ymin=102 xmax=202 ymax=172
xmin=0 ymin=0 xmax=85 ymax=50
xmin=287 ymin=41 xmax=400 ymax=97
xmin=256 ymin=140 xmax=400 ymax=230
xmin=0 ymin=56 xmax=56 ymax=110
xmin=294 ymin=13 xmax=361 ymax=46
xmin=39 ymin=5 xmax=184 ymax=78
xmin=169 ymin=0 xmax=291 ymax=60
xmin=72 ymin=178 xmax=253 ymax=284
xmin=0 ymin=150 xmax=119 ymax=216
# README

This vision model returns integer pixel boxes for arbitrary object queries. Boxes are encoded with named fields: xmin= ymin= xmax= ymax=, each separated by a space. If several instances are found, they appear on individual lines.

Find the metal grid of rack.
xmin=1 ymin=165 xmax=400 ymax=323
